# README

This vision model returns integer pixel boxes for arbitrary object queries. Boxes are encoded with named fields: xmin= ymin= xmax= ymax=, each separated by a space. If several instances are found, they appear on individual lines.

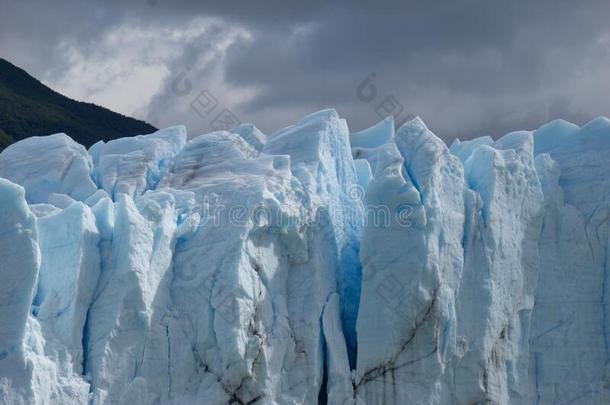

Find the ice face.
xmin=527 ymin=117 xmax=610 ymax=404
xmin=90 ymin=126 xmax=187 ymax=199
xmin=230 ymin=123 xmax=267 ymax=153
xmin=0 ymin=179 xmax=90 ymax=404
xmin=0 ymin=111 xmax=609 ymax=404
xmin=0 ymin=134 xmax=97 ymax=203
xmin=350 ymin=116 xmax=394 ymax=149
xmin=0 ymin=178 xmax=39 ymax=379
xmin=34 ymin=202 xmax=101 ymax=374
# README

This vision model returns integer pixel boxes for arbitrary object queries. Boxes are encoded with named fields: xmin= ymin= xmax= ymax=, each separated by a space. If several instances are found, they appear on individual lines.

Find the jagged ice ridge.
xmin=0 ymin=110 xmax=609 ymax=404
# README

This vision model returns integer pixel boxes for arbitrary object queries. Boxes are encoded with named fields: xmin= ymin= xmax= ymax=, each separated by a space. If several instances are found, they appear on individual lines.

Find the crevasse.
xmin=0 ymin=111 xmax=609 ymax=404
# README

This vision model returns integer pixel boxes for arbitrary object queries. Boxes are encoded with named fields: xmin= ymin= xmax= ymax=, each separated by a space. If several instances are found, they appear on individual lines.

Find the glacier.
xmin=0 ymin=110 xmax=608 ymax=404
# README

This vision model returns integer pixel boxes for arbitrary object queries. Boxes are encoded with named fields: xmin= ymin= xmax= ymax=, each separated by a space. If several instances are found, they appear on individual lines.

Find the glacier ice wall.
xmin=0 ymin=111 xmax=609 ymax=404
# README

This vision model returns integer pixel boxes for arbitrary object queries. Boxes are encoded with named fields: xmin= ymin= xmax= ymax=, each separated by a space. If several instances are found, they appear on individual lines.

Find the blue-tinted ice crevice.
xmin=0 ymin=112 xmax=610 ymax=404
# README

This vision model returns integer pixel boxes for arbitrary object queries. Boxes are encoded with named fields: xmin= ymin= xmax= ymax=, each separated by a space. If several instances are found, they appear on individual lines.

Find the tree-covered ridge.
xmin=0 ymin=58 xmax=156 ymax=151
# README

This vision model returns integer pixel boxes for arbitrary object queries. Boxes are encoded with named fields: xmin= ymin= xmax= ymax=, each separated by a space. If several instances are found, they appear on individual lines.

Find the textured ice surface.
xmin=0 ymin=134 xmax=97 ymax=203
xmin=0 ymin=112 xmax=609 ymax=404
xmin=90 ymin=126 xmax=187 ymax=199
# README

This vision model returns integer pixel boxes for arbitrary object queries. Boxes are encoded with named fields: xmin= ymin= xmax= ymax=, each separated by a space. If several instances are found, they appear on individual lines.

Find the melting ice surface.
xmin=0 ymin=110 xmax=609 ymax=404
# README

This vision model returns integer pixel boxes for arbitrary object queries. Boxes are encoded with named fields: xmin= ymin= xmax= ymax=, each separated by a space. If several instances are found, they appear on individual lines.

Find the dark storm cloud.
xmin=1 ymin=0 xmax=609 ymax=142
xmin=221 ymin=0 xmax=610 ymax=138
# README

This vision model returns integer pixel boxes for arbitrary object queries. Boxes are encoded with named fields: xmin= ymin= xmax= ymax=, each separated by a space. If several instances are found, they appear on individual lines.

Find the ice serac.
xmin=353 ymin=159 xmax=372 ymax=191
xmin=264 ymin=109 xmax=362 ymax=401
xmin=351 ymin=116 xmax=395 ymax=174
xmin=0 ymin=179 xmax=90 ymax=404
xmin=454 ymin=131 xmax=544 ymax=404
xmin=90 ymin=126 xmax=187 ymax=199
xmin=153 ymin=130 xmax=302 ymax=404
xmin=0 ymin=110 xmax=609 ymax=404
xmin=355 ymin=117 xmax=466 ymax=404
xmin=531 ymin=119 xmax=579 ymax=156
xmin=231 ymin=123 xmax=266 ymax=153
xmin=0 ymin=134 xmax=97 ymax=203
xmin=449 ymin=135 xmax=493 ymax=164
xmin=34 ymin=202 xmax=100 ymax=374
xmin=528 ymin=118 xmax=610 ymax=404
xmin=350 ymin=116 xmax=394 ymax=150
xmin=353 ymin=117 xmax=546 ymax=404
xmin=85 ymin=191 xmax=181 ymax=404
xmin=0 ymin=179 xmax=40 ymax=401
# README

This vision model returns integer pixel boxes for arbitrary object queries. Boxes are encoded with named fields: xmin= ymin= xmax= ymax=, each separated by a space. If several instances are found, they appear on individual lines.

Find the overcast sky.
xmin=1 ymin=0 xmax=609 ymax=142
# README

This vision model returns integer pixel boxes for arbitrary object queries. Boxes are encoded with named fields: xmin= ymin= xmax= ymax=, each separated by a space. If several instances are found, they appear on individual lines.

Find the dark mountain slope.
xmin=0 ymin=58 xmax=156 ymax=151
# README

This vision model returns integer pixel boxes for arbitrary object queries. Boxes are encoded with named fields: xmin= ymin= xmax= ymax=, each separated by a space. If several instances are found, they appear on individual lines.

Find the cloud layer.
xmin=1 ymin=0 xmax=609 ymax=142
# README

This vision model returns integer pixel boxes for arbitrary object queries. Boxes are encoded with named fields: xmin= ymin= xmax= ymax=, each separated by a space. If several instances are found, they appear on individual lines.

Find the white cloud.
xmin=41 ymin=17 xmax=254 ymax=130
